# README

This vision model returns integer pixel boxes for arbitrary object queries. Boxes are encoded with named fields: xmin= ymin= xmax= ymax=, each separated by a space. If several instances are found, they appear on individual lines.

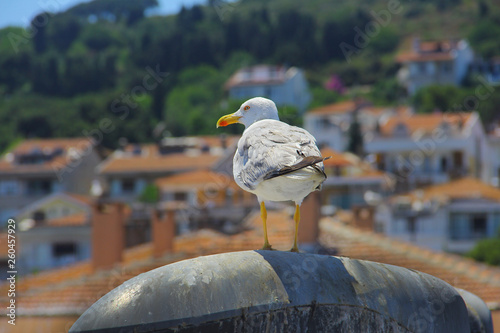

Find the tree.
xmin=411 ymin=85 xmax=469 ymax=113
xmin=139 ymin=184 xmax=159 ymax=203
xmin=468 ymin=20 xmax=500 ymax=58
xmin=467 ymin=232 xmax=500 ymax=266
xmin=31 ymin=13 xmax=48 ymax=53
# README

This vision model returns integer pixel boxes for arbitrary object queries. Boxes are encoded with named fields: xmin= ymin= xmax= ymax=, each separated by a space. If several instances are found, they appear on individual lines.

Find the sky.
xmin=0 ymin=0 xmax=207 ymax=29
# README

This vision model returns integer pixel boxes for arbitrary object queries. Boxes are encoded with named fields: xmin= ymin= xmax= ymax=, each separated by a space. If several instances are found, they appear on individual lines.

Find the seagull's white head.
xmin=217 ymin=97 xmax=280 ymax=129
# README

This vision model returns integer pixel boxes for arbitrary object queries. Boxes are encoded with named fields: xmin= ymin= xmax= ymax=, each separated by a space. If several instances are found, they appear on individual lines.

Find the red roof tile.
xmin=307 ymin=100 xmax=359 ymax=115
xmin=98 ymin=136 xmax=238 ymax=175
xmin=156 ymin=170 xmax=232 ymax=188
xmin=320 ymin=218 xmax=500 ymax=304
xmin=3 ymin=206 xmax=500 ymax=329
xmin=45 ymin=212 xmax=89 ymax=227
xmin=396 ymin=52 xmax=454 ymax=62
xmin=0 ymin=138 xmax=93 ymax=174
xmin=99 ymin=152 xmax=222 ymax=174
xmin=380 ymin=112 xmax=473 ymax=136
xmin=393 ymin=177 xmax=500 ymax=204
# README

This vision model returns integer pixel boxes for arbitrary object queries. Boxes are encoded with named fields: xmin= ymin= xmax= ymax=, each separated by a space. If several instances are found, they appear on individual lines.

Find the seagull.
xmin=217 ymin=97 xmax=329 ymax=252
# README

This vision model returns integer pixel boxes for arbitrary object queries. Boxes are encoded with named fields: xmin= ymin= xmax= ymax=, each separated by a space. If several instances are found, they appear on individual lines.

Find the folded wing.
xmin=234 ymin=119 xmax=326 ymax=191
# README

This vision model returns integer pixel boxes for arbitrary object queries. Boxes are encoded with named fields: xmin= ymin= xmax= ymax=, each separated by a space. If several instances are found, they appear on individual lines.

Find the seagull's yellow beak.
xmin=216 ymin=113 xmax=241 ymax=128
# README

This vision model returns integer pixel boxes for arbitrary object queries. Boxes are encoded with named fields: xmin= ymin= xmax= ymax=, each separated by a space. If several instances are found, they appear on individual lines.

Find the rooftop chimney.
xmin=92 ymin=201 xmax=126 ymax=271
xmin=298 ymin=191 xmax=321 ymax=247
xmin=152 ymin=208 xmax=176 ymax=258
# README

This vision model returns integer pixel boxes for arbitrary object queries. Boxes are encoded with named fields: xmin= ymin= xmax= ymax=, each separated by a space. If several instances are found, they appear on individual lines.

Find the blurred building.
xmin=97 ymin=136 xmax=238 ymax=203
xmin=0 ymin=138 xmax=101 ymax=224
xmin=304 ymin=99 xmax=410 ymax=152
xmin=16 ymin=193 xmax=93 ymax=274
xmin=488 ymin=126 xmax=500 ymax=187
xmin=375 ymin=178 xmax=500 ymax=253
xmin=320 ymin=147 xmax=392 ymax=210
xmin=3 ymin=203 xmax=500 ymax=331
xmin=225 ymin=65 xmax=311 ymax=113
xmin=396 ymin=38 xmax=474 ymax=95
xmin=155 ymin=169 xmax=256 ymax=233
xmin=365 ymin=111 xmax=490 ymax=191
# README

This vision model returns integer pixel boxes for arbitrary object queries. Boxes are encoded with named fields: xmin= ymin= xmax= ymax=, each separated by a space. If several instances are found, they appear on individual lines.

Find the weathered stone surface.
xmin=70 ymin=250 xmax=484 ymax=333
xmin=456 ymin=288 xmax=494 ymax=333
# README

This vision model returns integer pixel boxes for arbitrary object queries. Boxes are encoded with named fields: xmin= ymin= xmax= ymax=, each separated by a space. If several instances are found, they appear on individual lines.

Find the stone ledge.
xmin=70 ymin=250 xmax=492 ymax=333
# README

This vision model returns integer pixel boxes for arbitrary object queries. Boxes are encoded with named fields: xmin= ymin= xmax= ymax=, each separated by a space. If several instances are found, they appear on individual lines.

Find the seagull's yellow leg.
xmin=290 ymin=204 xmax=300 ymax=253
xmin=260 ymin=201 xmax=274 ymax=250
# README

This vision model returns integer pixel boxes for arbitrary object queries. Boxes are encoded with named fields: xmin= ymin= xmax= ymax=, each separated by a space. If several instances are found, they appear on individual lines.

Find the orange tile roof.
xmin=45 ymin=212 xmax=89 ymax=227
xmin=380 ymin=112 xmax=473 ymax=136
xmin=3 ymin=206 xmax=500 ymax=325
xmin=396 ymin=177 xmax=500 ymax=204
xmin=396 ymin=38 xmax=460 ymax=63
xmin=307 ymin=100 xmax=358 ymax=115
xmin=396 ymin=52 xmax=454 ymax=62
xmin=99 ymin=152 xmax=222 ymax=174
xmin=0 ymin=207 xmax=295 ymax=315
xmin=418 ymin=40 xmax=456 ymax=53
xmin=156 ymin=169 xmax=239 ymax=190
xmin=0 ymin=138 xmax=93 ymax=174
xmin=320 ymin=218 xmax=500 ymax=305
xmin=122 ymin=136 xmax=239 ymax=154
xmin=320 ymin=147 xmax=354 ymax=167
xmin=321 ymin=148 xmax=388 ymax=179
xmin=7 ymin=138 xmax=91 ymax=155
xmin=98 ymin=136 xmax=238 ymax=175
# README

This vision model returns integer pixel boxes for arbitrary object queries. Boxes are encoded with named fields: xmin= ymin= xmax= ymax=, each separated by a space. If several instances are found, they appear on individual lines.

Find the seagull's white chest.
xmin=241 ymin=166 xmax=325 ymax=204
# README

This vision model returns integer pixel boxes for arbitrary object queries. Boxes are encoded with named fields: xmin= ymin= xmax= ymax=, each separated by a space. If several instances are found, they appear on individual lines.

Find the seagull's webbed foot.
xmin=289 ymin=246 xmax=300 ymax=253
xmin=260 ymin=242 xmax=276 ymax=251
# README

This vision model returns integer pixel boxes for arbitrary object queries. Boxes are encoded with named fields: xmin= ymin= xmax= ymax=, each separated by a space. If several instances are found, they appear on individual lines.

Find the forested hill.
xmin=1 ymin=0 xmax=499 ymax=152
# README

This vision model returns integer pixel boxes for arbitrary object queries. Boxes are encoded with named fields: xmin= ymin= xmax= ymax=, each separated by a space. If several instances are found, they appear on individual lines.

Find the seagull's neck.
xmin=244 ymin=117 xmax=280 ymax=130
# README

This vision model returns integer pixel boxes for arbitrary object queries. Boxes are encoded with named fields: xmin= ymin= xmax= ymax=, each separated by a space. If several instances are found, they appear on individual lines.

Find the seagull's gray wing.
xmin=233 ymin=119 xmax=325 ymax=191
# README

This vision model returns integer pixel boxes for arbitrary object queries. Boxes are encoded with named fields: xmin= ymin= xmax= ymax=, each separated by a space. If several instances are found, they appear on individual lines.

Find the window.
xmin=442 ymin=62 xmax=452 ymax=73
xmin=417 ymin=62 xmax=427 ymax=74
xmin=121 ymin=179 xmax=135 ymax=193
xmin=174 ymin=192 xmax=187 ymax=201
xmin=26 ymin=179 xmax=52 ymax=196
xmin=440 ymin=156 xmax=448 ymax=172
xmin=493 ymin=213 xmax=500 ymax=236
xmin=472 ymin=215 xmax=487 ymax=238
xmin=52 ymin=243 xmax=77 ymax=257
xmin=449 ymin=213 xmax=488 ymax=240
xmin=449 ymin=213 xmax=469 ymax=240
xmin=0 ymin=180 xmax=19 ymax=196
xmin=452 ymin=151 xmax=463 ymax=168
xmin=423 ymin=157 xmax=431 ymax=172
xmin=32 ymin=210 xmax=46 ymax=223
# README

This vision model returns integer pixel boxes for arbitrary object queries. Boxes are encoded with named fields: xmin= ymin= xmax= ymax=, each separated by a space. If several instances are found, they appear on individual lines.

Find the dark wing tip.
xmin=264 ymin=155 xmax=326 ymax=181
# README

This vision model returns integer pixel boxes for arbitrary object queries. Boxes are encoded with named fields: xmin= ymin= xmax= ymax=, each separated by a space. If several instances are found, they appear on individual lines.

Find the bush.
xmin=467 ymin=237 xmax=500 ymax=266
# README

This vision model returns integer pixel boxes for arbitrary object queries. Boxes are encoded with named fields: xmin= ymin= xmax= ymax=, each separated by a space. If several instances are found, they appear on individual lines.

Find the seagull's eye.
xmin=244 ymin=106 xmax=250 ymax=111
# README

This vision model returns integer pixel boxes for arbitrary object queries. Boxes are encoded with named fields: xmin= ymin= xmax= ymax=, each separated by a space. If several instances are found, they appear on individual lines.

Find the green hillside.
xmin=1 ymin=0 xmax=499 ymax=152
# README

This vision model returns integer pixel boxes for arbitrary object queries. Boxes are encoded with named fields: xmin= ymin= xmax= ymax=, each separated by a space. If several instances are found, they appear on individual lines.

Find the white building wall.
xmin=489 ymin=137 xmax=500 ymax=186
xmin=228 ymin=68 xmax=311 ymax=113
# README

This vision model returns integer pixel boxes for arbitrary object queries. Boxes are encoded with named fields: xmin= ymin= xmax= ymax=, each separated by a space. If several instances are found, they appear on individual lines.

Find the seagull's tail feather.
xmin=264 ymin=156 xmax=331 ymax=181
